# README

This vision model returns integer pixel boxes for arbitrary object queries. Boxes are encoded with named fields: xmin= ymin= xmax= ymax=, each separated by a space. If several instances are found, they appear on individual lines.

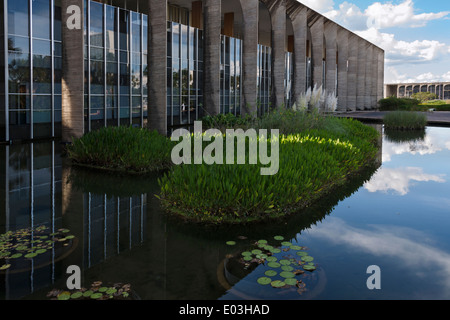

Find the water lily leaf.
xmin=264 ymin=270 xmax=277 ymax=277
xmin=257 ymin=240 xmax=268 ymax=244
xmin=271 ymin=280 xmax=285 ymax=288
xmin=290 ymin=245 xmax=302 ymax=251
xmin=270 ymin=248 xmax=281 ymax=254
xmin=280 ymin=271 xmax=296 ymax=279
xmin=303 ymin=265 xmax=316 ymax=271
xmin=11 ymin=253 xmax=22 ymax=259
xmin=296 ymin=251 xmax=308 ymax=257
xmin=241 ymin=251 xmax=252 ymax=257
xmin=24 ymin=253 xmax=37 ymax=259
xmin=65 ymin=235 xmax=75 ymax=240
xmin=106 ymin=288 xmax=117 ymax=295
xmin=301 ymin=256 xmax=314 ymax=262
xmin=266 ymin=256 xmax=277 ymax=262
xmin=90 ymin=293 xmax=103 ymax=299
xmin=281 ymin=265 xmax=294 ymax=272
xmin=257 ymin=277 xmax=272 ymax=285
xmin=70 ymin=292 xmax=83 ymax=299
xmin=57 ymin=292 xmax=71 ymax=300
xmin=281 ymin=242 xmax=292 ymax=247
xmin=279 ymin=259 xmax=291 ymax=266
xmin=251 ymin=249 xmax=262 ymax=255
xmin=83 ymin=290 xmax=93 ymax=297
xmin=98 ymin=287 xmax=108 ymax=292
xmin=36 ymin=249 xmax=47 ymax=254
xmin=274 ymin=236 xmax=284 ymax=241
xmin=284 ymin=278 xmax=298 ymax=286
xmin=243 ymin=256 xmax=253 ymax=261
xmin=226 ymin=241 xmax=236 ymax=246
xmin=0 ymin=264 xmax=11 ymax=270
xmin=267 ymin=262 xmax=281 ymax=268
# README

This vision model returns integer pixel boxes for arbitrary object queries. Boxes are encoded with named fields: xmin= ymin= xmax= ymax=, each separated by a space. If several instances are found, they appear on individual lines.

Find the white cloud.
xmin=299 ymin=0 xmax=336 ymax=13
xmin=318 ymin=0 xmax=450 ymax=83
xmin=308 ymin=217 xmax=450 ymax=296
xmin=364 ymin=167 xmax=445 ymax=195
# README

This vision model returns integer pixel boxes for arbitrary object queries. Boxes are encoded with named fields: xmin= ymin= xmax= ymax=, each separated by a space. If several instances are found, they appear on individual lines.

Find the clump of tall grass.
xmin=383 ymin=111 xmax=428 ymax=130
xmin=67 ymin=126 xmax=176 ymax=174
xmin=158 ymin=112 xmax=380 ymax=224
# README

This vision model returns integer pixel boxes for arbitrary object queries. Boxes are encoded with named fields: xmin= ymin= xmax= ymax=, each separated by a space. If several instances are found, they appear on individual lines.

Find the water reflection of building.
xmin=0 ymin=141 xmax=148 ymax=299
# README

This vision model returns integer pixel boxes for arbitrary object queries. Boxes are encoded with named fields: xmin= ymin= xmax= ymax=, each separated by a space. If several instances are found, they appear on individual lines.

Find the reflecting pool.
xmin=1 ymin=125 xmax=450 ymax=300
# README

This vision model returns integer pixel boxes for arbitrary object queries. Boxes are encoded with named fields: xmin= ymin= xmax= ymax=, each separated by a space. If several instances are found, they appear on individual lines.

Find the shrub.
xmin=412 ymin=92 xmax=437 ymax=103
xmin=378 ymin=97 xmax=420 ymax=111
xmin=383 ymin=111 xmax=428 ymax=130
xmin=67 ymin=126 xmax=175 ymax=173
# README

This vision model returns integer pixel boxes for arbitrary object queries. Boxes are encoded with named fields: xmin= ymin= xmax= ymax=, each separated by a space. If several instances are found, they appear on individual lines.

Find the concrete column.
xmin=291 ymin=7 xmax=307 ymax=101
xmin=356 ymin=38 xmax=366 ymax=110
xmin=336 ymin=26 xmax=348 ymax=111
xmin=377 ymin=49 xmax=385 ymax=103
xmin=347 ymin=33 xmax=358 ymax=111
xmin=269 ymin=1 xmax=287 ymax=108
xmin=203 ymin=0 xmax=221 ymax=116
xmin=310 ymin=16 xmax=324 ymax=88
xmin=147 ymin=0 xmax=167 ymax=135
xmin=364 ymin=44 xmax=373 ymax=110
xmin=61 ymin=0 xmax=85 ymax=142
xmin=324 ymin=21 xmax=337 ymax=95
xmin=371 ymin=45 xmax=378 ymax=108
xmin=239 ymin=0 xmax=259 ymax=116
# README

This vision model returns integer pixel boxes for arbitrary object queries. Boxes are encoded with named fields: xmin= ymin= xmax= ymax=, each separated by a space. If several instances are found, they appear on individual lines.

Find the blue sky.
xmin=299 ymin=0 xmax=450 ymax=84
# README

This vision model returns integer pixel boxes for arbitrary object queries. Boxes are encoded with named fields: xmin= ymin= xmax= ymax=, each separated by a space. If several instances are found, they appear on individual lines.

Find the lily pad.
xmin=303 ymin=264 xmax=316 ymax=271
xmin=251 ymin=249 xmax=262 ymax=255
xmin=281 ymin=265 xmax=294 ymax=272
xmin=106 ymin=288 xmax=117 ymax=295
xmin=290 ymin=245 xmax=302 ymax=251
xmin=266 ymin=256 xmax=277 ymax=262
xmin=279 ymin=259 xmax=291 ymax=266
xmin=296 ymin=251 xmax=308 ymax=257
xmin=241 ymin=251 xmax=252 ymax=257
xmin=90 ymin=293 xmax=103 ymax=299
xmin=0 ymin=264 xmax=11 ymax=270
xmin=226 ymin=241 xmax=236 ymax=246
xmin=70 ymin=292 xmax=83 ymax=299
xmin=82 ymin=290 xmax=93 ymax=297
xmin=264 ymin=270 xmax=277 ymax=277
xmin=24 ymin=253 xmax=38 ymax=259
xmin=257 ymin=277 xmax=272 ymax=285
xmin=11 ymin=253 xmax=22 ymax=259
xmin=270 ymin=248 xmax=281 ymax=254
xmin=257 ymin=240 xmax=268 ymax=244
xmin=271 ymin=280 xmax=286 ymax=288
xmin=281 ymin=242 xmax=292 ymax=247
xmin=301 ymin=256 xmax=314 ymax=262
xmin=279 ymin=271 xmax=296 ymax=279
xmin=273 ymin=236 xmax=284 ymax=241
xmin=243 ymin=256 xmax=253 ymax=261
xmin=98 ymin=287 xmax=109 ymax=292
xmin=57 ymin=292 xmax=71 ymax=300
xmin=65 ymin=235 xmax=75 ymax=240
xmin=36 ymin=249 xmax=47 ymax=254
xmin=284 ymin=278 xmax=298 ymax=286
xmin=267 ymin=262 xmax=281 ymax=268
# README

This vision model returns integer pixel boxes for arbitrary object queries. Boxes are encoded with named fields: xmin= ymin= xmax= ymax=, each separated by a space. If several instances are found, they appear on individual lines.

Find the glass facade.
xmin=220 ymin=35 xmax=242 ymax=115
xmin=84 ymin=0 xmax=148 ymax=133
xmin=284 ymin=51 xmax=293 ymax=108
xmin=257 ymin=44 xmax=272 ymax=116
xmin=166 ymin=21 xmax=203 ymax=132
xmin=5 ymin=0 xmax=62 ymax=141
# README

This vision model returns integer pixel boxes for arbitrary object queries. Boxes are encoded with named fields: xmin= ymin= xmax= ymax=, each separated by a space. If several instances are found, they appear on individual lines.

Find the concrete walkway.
xmin=335 ymin=111 xmax=450 ymax=126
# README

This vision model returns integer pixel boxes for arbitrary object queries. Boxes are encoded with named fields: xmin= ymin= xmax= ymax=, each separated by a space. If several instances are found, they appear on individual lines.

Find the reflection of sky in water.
xmin=296 ymin=127 xmax=450 ymax=300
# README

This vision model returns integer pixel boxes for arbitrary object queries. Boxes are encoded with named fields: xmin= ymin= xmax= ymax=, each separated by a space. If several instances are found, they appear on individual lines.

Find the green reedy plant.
xmin=383 ymin=111 xmax=428 ymax=130
xmin=67 ymin=126 xmax=176 ymax=174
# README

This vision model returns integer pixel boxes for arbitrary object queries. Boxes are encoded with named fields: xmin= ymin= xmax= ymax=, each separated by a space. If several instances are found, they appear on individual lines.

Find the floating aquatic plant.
xmin=0 ymin=226 xmax=76 ymax=272
xmin=47 ymin=282 xmax=134 ymax=300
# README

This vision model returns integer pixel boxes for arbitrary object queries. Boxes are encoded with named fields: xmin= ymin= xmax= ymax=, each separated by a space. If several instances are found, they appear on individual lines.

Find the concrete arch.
xmin=221 ymin=0 xmax=244 ymax=38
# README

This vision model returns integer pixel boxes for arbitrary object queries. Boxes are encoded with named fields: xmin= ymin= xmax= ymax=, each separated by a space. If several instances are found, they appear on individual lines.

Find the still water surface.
xmin=1 ymin=125 xmax=450 ymax=300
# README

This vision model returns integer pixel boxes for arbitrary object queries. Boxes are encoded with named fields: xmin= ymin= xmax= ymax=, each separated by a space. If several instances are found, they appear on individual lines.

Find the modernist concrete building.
xmin=0 ymin=0 xmax=385 ymax=143
xmin=385 ymin=82 xmax=450 ymax=100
